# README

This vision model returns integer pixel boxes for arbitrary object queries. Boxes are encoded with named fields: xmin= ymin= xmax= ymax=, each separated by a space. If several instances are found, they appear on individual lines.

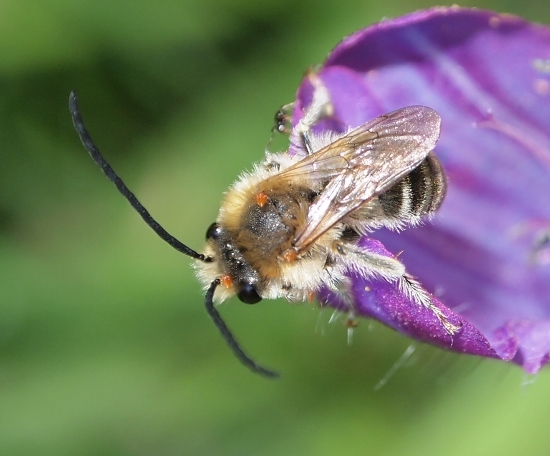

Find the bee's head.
xmin=195 ymin=222 xmax=262 ymax=304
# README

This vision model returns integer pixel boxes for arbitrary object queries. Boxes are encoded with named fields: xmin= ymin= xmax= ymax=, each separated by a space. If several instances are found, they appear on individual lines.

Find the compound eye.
xmin=237 ymin=282 xmax=262 ymax=304
xmin=205 ymin=222 xmax=221 ymax=241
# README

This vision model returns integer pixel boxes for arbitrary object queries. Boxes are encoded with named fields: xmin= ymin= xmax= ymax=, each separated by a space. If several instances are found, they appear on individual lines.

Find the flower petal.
xmin=294 ymin=7 xmax=550 ymax=372
xmin=318 ymin=237 xmax=499 ymax=358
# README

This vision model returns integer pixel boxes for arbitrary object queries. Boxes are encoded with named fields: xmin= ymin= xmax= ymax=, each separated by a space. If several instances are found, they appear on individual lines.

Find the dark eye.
xmin=206 ymin=222 xmax=221 ymax=240
xmin=237 ymin=282 xmax=262 ymax=304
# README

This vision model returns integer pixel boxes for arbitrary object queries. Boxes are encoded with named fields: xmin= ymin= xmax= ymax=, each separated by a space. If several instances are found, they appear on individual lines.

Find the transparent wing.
xmin=274 ymin=106 xmax=442 ymax=252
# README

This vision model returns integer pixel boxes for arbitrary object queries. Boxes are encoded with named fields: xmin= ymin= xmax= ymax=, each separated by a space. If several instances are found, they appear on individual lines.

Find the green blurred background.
xmin=2 ymin=1 xmax=550 ymax=455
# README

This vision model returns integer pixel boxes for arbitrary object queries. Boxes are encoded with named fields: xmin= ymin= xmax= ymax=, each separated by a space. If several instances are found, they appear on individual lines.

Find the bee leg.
xmin=398 ymin=275 xmax=461 ymax=336
xmin=295 ymin=72 xmax=334 ymax=155
xmin=273 ymin=102 xmax=295 ymax=134
xmin=333 ymin=241 xmax=461 ymax=336
xmin=332 ymin=240 xmax=406 ymax=281
xmin=321 ymin=269 xmax=358 ymax=343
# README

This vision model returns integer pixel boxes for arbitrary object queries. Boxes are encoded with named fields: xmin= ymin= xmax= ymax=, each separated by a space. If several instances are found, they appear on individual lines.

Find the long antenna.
xmin=69 ymin=92 xmax=278 ymax=378
xmin=69 ymin=91 xmax=207 ymax=261
xmin=205 ymin=280 xmax=279 ymax=378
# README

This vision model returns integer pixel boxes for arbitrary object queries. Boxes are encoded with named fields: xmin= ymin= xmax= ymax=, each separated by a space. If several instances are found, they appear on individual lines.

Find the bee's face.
xmin=202 ymin=222 xmax=262 ymax=304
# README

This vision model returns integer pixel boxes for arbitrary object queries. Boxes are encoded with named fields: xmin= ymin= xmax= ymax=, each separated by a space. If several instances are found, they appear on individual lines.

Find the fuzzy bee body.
xmin=70 ymin=79 xmax=454 ymax=378
xmin=196 ymin=107 xmax=447 ymax=306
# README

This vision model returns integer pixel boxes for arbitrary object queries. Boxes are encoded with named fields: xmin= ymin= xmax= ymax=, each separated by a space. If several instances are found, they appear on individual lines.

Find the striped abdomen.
xmin=378 ymin=152 xmax=446 ymax=223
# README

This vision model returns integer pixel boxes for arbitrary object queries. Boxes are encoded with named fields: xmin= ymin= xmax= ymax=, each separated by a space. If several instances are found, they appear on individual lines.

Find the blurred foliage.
xmin=1 ymin=0 xmax=550 ymax=455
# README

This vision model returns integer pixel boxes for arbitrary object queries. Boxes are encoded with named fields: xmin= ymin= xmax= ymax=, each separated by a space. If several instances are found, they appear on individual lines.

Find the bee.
xmin=69 ymin=77 xmax=453 ymax=379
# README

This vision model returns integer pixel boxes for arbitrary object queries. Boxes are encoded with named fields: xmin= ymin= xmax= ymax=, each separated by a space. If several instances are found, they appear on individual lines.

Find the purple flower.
xmin=292 ymin=7 xmax=550 ymax=373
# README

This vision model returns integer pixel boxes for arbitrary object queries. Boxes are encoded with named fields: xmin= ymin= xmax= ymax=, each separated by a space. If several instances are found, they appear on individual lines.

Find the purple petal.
xmin=294 ymin=7 xmax=550 ymax=373
xmin=318 ymin=237 xmax=498 ymax=358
